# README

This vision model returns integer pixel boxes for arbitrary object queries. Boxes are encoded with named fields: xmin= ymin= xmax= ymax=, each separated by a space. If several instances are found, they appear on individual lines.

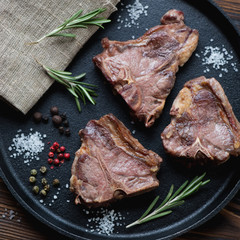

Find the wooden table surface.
xmin=1 ymin=1 xmax=240 ymax=239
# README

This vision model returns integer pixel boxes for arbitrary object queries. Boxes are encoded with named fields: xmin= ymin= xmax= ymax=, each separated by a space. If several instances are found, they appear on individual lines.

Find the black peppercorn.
xmin=50 ymin=106 xmax=59 ymax=116
xmin=58 ymin=126 xmax=64 ymax=134
xmin=65 ymin=128 xmax=71 ymax=136
xmin=42 ymin=115 xmax=49 ymax=123
xmin=52 ymin=115 xmax=62 ymax=126
xmin=33 ymin=112 xmax=42 ymax=123
xmin=60 ymin=113 xmax=67 ymax=120
xmin=63 ymin=120 xmax=69 ymax=127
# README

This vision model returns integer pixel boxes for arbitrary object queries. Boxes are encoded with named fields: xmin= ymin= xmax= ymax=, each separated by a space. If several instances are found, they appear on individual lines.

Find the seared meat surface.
xmin=70 ymin=114 xmax=162 ymax=207
xmin=161 ymin=76 xmax=240 ymax=166
xmin=93 ymin=9 xmax=199 ymax=127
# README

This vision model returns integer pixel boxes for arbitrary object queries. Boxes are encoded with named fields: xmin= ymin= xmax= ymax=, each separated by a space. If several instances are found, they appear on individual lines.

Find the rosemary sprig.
xmin=41 ymin=64 xmax=97 ymax=112
xmin=30 ymin=8 xmax=111 ymax=44
xmin=126 ymin=173 xmax=210 ymax=228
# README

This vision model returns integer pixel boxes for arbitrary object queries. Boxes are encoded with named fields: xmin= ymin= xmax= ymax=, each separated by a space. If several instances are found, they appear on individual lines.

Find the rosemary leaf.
xmin=71 ymin=8 xmax=106 ymax=23
xmin=63 ymin=9 xmax=83 ymax=25
xmin=75 ymin=97 xmax=81 ymax=112
xmin=139 ymin=196 xmax=159 ymax=220
xmin=50 ymin=33 xmax=76 ymax=38
xmin=48 ymin=69 xmax=72 ymax=76
xmin=75 ymin=87 xmax=86 ymax=105
xmin=140 ymin=211 xmax=173 ymax=223
xmin=202 ymin=180 xmax=211 ymax=186
xmin=64 ymin=25 xmax=88 ymax=29
xmin=78 ymin=85 xmax=96 ymax=105
xmin=72 ymin=73 xmax=87 ymax=80
xmin=67 ymin=87 xmax=79 ymax=98
xmin=157 ymin=185 xmax=174 ymax=209
xmin=30 ymin=8 xmax=110 ymax=44
xmin=39 ymin=63 xmax=97 ymax=112
xmin=126 ymin=173 xmax=210 ymax=228
xmin=82 ymin=18 xmax=111 ymax=28
xmin=47 ymin=71 xmax=70 ymax=88
xmin=81 ymin=87 xmax=98 ymax=95
xmin=169 ymin=180 xmax=188 ymax=201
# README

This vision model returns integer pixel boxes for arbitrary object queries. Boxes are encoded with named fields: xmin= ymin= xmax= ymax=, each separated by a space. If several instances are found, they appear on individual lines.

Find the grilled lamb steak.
xmin=70 ymin=114 xmax=162 ymax=207
xmin=93 ymin=9 xmax=199 ymax=127
xmin=161 ymin=76 xmax=240 ymax=167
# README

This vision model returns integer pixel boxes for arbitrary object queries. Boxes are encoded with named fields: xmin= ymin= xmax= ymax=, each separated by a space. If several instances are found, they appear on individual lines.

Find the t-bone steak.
xmin=161 ymin=76 xmax=240 ymax=167
xmin=93 ymin=9 xmax=199 ymax=127
xmin=70 ymin=114 xmax=162 ymax=207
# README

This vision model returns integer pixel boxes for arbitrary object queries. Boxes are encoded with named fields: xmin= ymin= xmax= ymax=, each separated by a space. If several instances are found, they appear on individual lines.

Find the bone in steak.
xmin=93 ymin=9 xmax=199 ymax=127
xmin=70 ymin=114 xmax=162 ymax=207
xmin=161 ymin=76 xmax=240 ymax=167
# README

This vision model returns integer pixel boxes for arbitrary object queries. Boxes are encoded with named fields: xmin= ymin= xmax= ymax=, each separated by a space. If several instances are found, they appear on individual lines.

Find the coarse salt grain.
xmin=8 ymin=129 xmax=46 ymax=164
xmin=117 ymin=0 xmax=149 ymax=29
xmin=195 ymin=39 xmax=239 ymax=77
xmin=1 ymin=209 xmax=21 ymax=222
xmin=85 ymin=208 xmax=125 ymax=235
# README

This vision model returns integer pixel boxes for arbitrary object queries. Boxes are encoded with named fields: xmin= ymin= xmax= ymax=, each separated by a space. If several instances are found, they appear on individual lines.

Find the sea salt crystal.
xmin=1 ymin=208 xmax=21 ymax=222
xmin=8 ymin=130 xmax=45 ymax=164
xmin=85 ymin=208 xmax=125 ymax=235
xmin=116 ymin=0 xmax=149 ymax=29
xmin=195 ymin=39 xmax=239 ymax=75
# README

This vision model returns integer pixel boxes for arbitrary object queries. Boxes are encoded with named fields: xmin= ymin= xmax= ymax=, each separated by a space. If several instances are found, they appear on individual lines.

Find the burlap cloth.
xmin=0 ymin=0 xmax=119 ymax=114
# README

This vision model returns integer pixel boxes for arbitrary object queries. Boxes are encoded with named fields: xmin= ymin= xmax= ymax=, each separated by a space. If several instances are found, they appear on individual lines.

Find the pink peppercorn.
xmin=52 ymin=142 xmax=59 ymax=149
xmin=48 ymin=152 xmax=54 ymax=158
xmin=64 ymin=153 xmax=70 ymax=160
xmin=50 ymin=146 xmax=55 ymax=152
xmin=53 ymin=159 xmax=60 ymax=165
xmin=48 ymin=158 xmax=53 ymax=164
xmin=60 ymin=146 xmax=66 ymax=152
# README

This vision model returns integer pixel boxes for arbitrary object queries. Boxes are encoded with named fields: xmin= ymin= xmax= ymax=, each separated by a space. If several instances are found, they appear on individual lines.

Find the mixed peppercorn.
xmin=31 ymin=106 xmax=72 ymax=199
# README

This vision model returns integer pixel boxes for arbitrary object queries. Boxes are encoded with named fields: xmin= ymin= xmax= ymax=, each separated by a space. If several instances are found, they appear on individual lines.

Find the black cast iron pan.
xmin=0 ymin=0 xmax=240 ymax=239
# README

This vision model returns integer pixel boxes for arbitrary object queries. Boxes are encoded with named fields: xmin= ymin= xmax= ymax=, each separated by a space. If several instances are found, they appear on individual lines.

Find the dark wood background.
xmin=1 ymin=0 xmax=240 ymax=239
